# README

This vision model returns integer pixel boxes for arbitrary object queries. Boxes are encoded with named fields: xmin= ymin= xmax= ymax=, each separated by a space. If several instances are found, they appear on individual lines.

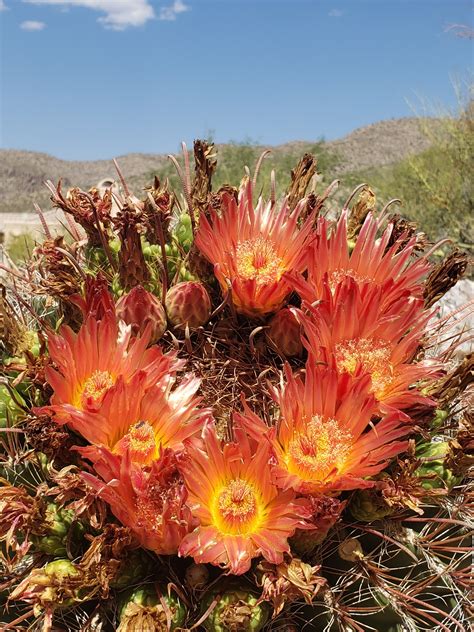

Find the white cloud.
xmin=159 ymin=0 xmax=189 ymax=21
xmin=328 ymin=9 xmax=343 ymax=17
xmin=21 ymin=19 xmax=46 ymax=30
xmin=22 ymin=0 xmax=155 ymax=30
xmin=0 ymin=0 xmax=7 ymax=10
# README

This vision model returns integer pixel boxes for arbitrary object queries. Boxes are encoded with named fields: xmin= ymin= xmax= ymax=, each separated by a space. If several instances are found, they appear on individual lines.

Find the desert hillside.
xmin=0 ymin=117 xmax=433 ymax=216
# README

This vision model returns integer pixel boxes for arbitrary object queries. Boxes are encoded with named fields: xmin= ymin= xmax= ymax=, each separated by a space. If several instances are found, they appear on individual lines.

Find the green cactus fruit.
xmin=349 ymin=489 xmax=393 ymax=522
xmin=266 ymin=308 xmax=303 ymax=357
xmin=201 ymin=584 xmax=270 ymax=632
xmin=34 ymin=559 xmax=82 ymax=609
xmin=111 ymin=550 xmax=154 ymax=589
xmin=415 ymin=440 xmax=461 ymax=490
xmin=165 ymin=281 xmax=211 ymax=329
xmin=118 ymin=585 xmax=186 ymax=632
xmin=109 ymin=238 xmax=121 ymax=254
xmin=0 ymin=384 xmax=25 ymax=428
xmin=32 ymin=502 xmax=83 ymax=557
xmin=431 ymin=408 xmax=449 ymax=430
xmin=174 ymin=213 xmax=193 ymax=251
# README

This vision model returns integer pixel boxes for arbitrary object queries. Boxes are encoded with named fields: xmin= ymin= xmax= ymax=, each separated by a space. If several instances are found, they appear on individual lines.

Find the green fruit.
xmin=111 ymin=550 xmax=154 ymax=589
xmin=110 ymin=238 xmax=121 ymax=253
xmin=32 ymin=502 xmax=83 ymax=557
xmin=201 ymin=585 xmax=269 ymax=632
xmin=118 ymin=585 xmax=186 ymax=632
xmin=415 ymin=441 xmax=461 ymax=490
xmin=0 ymin=384 xmax=25 ymax=428
xmin=349 ymin=489 xmax=393 ymax=522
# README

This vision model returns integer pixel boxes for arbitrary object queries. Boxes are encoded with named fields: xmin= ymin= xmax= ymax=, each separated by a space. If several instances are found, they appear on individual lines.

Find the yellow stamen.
xmin=81 ymin=370 xmax=114 ymax=408
xmin=114 ymin=420 xmax=158 ymax=465
xmin=335 ymin=337 xmax=393 ymax=397
xmin=287 ymin=416 xmax=352 ymax=482
xmin=213 ymin=478 xmax=261 ymax=535
xmin=236 ymin=237 xmax=285 ymax=285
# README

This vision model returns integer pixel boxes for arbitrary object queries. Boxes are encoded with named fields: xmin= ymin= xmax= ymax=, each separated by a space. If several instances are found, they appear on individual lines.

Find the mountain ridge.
xmin=0 ymin=117 xmax=435 ymax=215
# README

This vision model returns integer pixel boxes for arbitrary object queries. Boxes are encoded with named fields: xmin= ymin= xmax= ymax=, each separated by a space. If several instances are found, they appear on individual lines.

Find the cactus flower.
xmin=195 ymin=180 xmax=315 ymax=316
xmin=296 ymin=278 xmax=440 ymax=416
xmin=37 ymin=294 xmax=183 ymax=433
xmin=238 ymin=360 xmax=411 ymax=494
xmin=83 ymin=448 xmax=197 ymax=555
xmin=178 ymin=423 xmax=310 ymax=574
xmin=292 ymin=209 xmax=431 ymax=310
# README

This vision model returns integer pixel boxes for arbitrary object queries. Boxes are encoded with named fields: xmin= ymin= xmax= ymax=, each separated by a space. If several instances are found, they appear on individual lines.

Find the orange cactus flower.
xmin=40 ymin=307 xmax=183 ymax=425
xmin=296 ymin=278 xmax=440 ymax=415
xmin=292 ymin=211 xmax=430 ymax=310
xmin=76 ymin=372 xmax=211 ymax=464
xmin=195 ymin=180 xmax=315 ymax=316
xmin=178 ymin=423 xmax=310 ymax=574
xmin=82 ymin=447 xmax=197 ymax=555
xmin=238 ymin=362 xmax=411 ymax=495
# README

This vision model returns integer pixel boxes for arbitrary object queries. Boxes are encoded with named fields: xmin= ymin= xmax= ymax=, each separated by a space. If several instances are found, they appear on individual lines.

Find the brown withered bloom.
xmin=426 ymin=352 xmax=473 ymax=409
xmin=49 ymin=181 xmax=112 ymax=246
xmin=46 ymin=465 xmax=107 ymax=531
xmin=290 ymin=496 xmax=345 ymax=556
xmin=143 ymin=176 xmax=175 ymax=244
xmin=31 ymin=236 xmax=83 ymax=326
xmin=347 ymin=187 xmax=376 ymax=239
xmin=191 ymin=140 xmax=217 ymax=221
xmin=385 ymin=213 xmax=427 ymax=254
xmin=424 ymin=249 xmax=470 ymax=307
xmin=255 ymin=556 xmax=326 ymax=616
xmin=78 ymin=524 xmax=135 ymax=599
xmin=0 ymin=286 xmax=30 ymax=357
xmin=113 ymin=199 xmax=150 ymax=290
xmin=447 ymin=409 xmax=474 ymax=477
xmin=0 ymin=484 xmax=38 ymax=568
xmin=379 ymin=452 xmax=446 ymax=514
xmin=286 ymin=153 xmax=317 ymax=213
xmin=24 ymin=413 xmax=75 ymax=467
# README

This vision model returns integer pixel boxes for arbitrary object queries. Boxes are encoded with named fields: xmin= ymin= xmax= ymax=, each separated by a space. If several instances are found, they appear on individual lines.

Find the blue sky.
xmin=1 ymin=0 xmax=472 ymax=159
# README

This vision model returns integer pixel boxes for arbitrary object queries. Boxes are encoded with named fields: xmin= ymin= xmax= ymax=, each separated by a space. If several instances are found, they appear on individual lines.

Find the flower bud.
xmin=165 ymin=282 xmax=211 ymax=329
xmin=266 ymin=309 xmax=303 ymax=357
xmin=116 ymin=286 xmax=167 ymax=343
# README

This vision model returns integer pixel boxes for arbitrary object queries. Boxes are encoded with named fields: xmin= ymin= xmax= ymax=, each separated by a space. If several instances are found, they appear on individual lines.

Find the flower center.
xmin=235 ymin=237 xmax=284 ymax=285
xmin=287 ymin=416 xmax=352 ymax=482
xmin=214 ymin=478 xmax=259 ymax=535
xmin=114 ymin=420 xmax=158 ymax=465
xmin=81 ymin=370 xmax=114 ymax=410
xmin=335 ymin=337 xmax=393 ymax=397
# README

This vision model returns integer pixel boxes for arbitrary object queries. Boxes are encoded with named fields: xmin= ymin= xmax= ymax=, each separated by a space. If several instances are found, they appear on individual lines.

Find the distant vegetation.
xmin=343 ymin=104 xmax=473 ymax=257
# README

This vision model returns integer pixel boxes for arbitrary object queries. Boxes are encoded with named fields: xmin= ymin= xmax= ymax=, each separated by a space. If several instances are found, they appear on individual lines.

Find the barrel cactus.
xmin=0 ymin=141 xmax=471 ymax=632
